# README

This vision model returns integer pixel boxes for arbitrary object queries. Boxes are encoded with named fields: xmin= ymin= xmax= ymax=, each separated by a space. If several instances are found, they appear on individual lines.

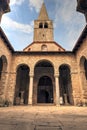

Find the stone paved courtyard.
xmin=0 ymin=106 xmax=87 ymax=130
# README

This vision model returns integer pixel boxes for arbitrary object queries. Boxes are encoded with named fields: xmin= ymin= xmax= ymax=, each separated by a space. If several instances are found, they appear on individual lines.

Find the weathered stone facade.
xmin=0 ymin=3 xmax=87 ymax=106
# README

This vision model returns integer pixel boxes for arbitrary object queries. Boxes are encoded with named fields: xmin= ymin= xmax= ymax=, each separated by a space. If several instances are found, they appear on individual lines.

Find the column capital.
xmin=71 ymin=71 xmax=78 ymax=75
xmin=54 ymin=74 xmax=59 ymax=78
xmin=29 ymin=72 xmax=34 ymax=77
xmin=80 ymin=70 xmax=85 ymax=73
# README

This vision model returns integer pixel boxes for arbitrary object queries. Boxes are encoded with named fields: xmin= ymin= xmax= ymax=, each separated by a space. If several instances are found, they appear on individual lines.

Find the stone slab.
xmin=36 ymin=126 xmax=62 ymax=130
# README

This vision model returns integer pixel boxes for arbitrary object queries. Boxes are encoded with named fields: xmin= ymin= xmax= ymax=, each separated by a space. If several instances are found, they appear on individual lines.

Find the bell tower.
xmin=33 ymin=3 xmax=54 ymax=42
xmin=24 ymin=2 xmax=65 ymax=52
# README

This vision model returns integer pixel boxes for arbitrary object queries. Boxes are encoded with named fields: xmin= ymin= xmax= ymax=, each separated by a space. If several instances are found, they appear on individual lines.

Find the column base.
xmin=56 ymin=104 xmax=60 ymax=107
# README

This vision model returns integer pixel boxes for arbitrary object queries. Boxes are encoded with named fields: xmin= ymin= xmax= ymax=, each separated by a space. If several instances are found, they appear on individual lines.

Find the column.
xmin=28 ymin=74 xmax=34 ymax=105
xmin=55 ymin=74 xmax=60 ymax=106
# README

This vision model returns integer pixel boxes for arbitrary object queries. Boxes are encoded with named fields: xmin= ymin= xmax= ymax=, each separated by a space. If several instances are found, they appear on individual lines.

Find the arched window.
xmin=41 ymin=44 xmax=47 ymax=51
xmin=39 ymin=23 xmax=43 ymax=28
xmin=44 ymin=22 xmax=48 ymax=28
xmin=84 ymin=59 xmax=87 ymax=80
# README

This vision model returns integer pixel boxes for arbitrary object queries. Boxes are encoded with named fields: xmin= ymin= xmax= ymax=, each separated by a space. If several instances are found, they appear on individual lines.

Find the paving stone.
xmin=0 ymin=106 xmax=87 ymax=130
xmin=35 ymin=126 xmax=62 ymax=130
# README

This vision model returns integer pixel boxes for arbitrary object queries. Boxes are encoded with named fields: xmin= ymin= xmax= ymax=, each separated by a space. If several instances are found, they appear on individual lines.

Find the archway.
xmin=0 ymin=57 xmax=3 ymax=80
xmin=37 ymin=76 xmax=53 ymax=103
xmin=80 ymin=56 xmax=87 ymax=103
xmin=59 ymin=64 xmax=73 ymax=105
xmin=80 ymin=56 xmax=87 ymax=80
xmin=0 ymin=55 xmax=7 ymax=97
xmin=33 ymin=60 xmax=54 ymax=104
xmin=14 ymin=64 xmax=30 ymax=105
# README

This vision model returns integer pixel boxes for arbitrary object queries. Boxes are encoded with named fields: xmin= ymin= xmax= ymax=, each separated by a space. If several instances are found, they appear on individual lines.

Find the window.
xmin=44 ymin=22 xmax=48 ymax=28
xmin=41 ymin=45 xmax=48 ymax=51
xmin=28 ymin=48 xmax=31 ymax=51
xmin=39 ymin=23 xmax=43 ymax=28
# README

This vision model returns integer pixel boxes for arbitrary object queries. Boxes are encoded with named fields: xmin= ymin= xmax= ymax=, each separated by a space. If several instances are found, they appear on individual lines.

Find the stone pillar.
xmin=20 ymin=91 xmax=24 ymax=105
xmin=55 ymin=74 xmax=60 ymax=106
xmin=64 ymin=94 xmax=68 ymax=105
xmin=28 ymin=74 xmax=34 ymax=105
xmin=5 ymin=72 xmax=17 ymax=105
xmin=71 ymin=71 xmax=81 ymax=106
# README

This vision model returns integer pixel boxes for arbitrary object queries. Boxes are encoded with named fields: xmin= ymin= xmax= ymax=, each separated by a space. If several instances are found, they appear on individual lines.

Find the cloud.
xmin=10 ymin=0 xmax=25 ymax=5
xmin=29 ymin=0 xmax=44 ymax=12
xmin=54 ymin=0 xmax=85 ymax=26
xmin=54 ymin=0 xmax=75 ymax=25
xmin=1 ymin=16 xmax=33 ymax=34
xmin=54 ymin=0 xmax=85 ymax=50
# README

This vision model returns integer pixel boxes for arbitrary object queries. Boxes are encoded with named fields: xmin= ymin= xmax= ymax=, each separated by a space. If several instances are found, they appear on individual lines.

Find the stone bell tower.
xmin=33 ymin=3 xmax=54 ymax=42
xmin=0 ymin=0 xmax=10 ymax=23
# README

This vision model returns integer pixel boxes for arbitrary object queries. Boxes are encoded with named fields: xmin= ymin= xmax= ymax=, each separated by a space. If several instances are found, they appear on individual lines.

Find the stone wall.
xmin=0 ymin=37 xmax=12 ymax=101
xmin=75 ymin=37 xmax=87 ymax=104
xmin=6 ymin=52 xmax=81 ymax=105
xmin=0 ymin=33 xmax=87 ymax=106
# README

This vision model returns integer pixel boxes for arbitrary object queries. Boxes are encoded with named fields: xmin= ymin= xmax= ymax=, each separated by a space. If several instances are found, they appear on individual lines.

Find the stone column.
xmin=71 ymin=70 xmax=81 ymax=106
xmin=55 ymin=74 xmax=60 ymax=106
xmin=28 ymin=74 xmax=34 ymax=105
xmin=20 ymin=91 xmax=24 ymax=105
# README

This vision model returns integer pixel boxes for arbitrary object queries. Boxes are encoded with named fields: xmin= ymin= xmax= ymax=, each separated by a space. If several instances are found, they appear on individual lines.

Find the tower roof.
xmin=38 ymin=3 xmax=49 ymax=20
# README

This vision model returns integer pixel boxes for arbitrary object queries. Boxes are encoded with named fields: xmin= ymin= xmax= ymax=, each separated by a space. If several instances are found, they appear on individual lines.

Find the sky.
xmin=0 ymin=0 xmax=86 ymax=51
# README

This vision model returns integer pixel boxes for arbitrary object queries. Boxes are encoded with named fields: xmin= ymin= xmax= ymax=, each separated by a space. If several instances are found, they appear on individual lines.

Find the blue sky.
xmin=1 ymin=0 xmax=86 ymax=51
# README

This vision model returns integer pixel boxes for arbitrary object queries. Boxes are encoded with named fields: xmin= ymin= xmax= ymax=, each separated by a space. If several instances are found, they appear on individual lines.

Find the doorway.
xmin=37 ymin=76 xmax=53 ymax=103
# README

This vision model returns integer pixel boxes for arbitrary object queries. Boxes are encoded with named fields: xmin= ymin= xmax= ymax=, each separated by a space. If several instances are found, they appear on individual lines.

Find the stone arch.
xmin=0 ymin=55 xmax=8 ymax=97
xmin=39 ymin=23 xmax=43 ymax=28
xmin=34 ymin=59 xmax=54 ymax=69
xmin=33 ymin=59 xmax=55 ymax=104
xmin=15 ymin=63 xmax=30 ymax=72
xmin=59 ymin=64 xmax=73 ymax=105
xmin=14 ymin=64 xmax=30 ymax=105
xmin=80 ymin=56 xmax=87 ymax=104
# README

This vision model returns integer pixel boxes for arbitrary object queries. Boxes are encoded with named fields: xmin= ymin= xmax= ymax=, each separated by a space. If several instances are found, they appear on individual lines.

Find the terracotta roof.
xmin=23 ymin=41 xmax=65 ymax=51
xmin=0 ymin=27 xmax=14 ymax=52
xmin=73 ymin=25 xmax=87 ymax=53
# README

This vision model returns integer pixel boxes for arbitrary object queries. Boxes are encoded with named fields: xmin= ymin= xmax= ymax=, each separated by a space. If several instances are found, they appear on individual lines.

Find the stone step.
xmin=34 ymin=103 xmax=55 ymax=106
